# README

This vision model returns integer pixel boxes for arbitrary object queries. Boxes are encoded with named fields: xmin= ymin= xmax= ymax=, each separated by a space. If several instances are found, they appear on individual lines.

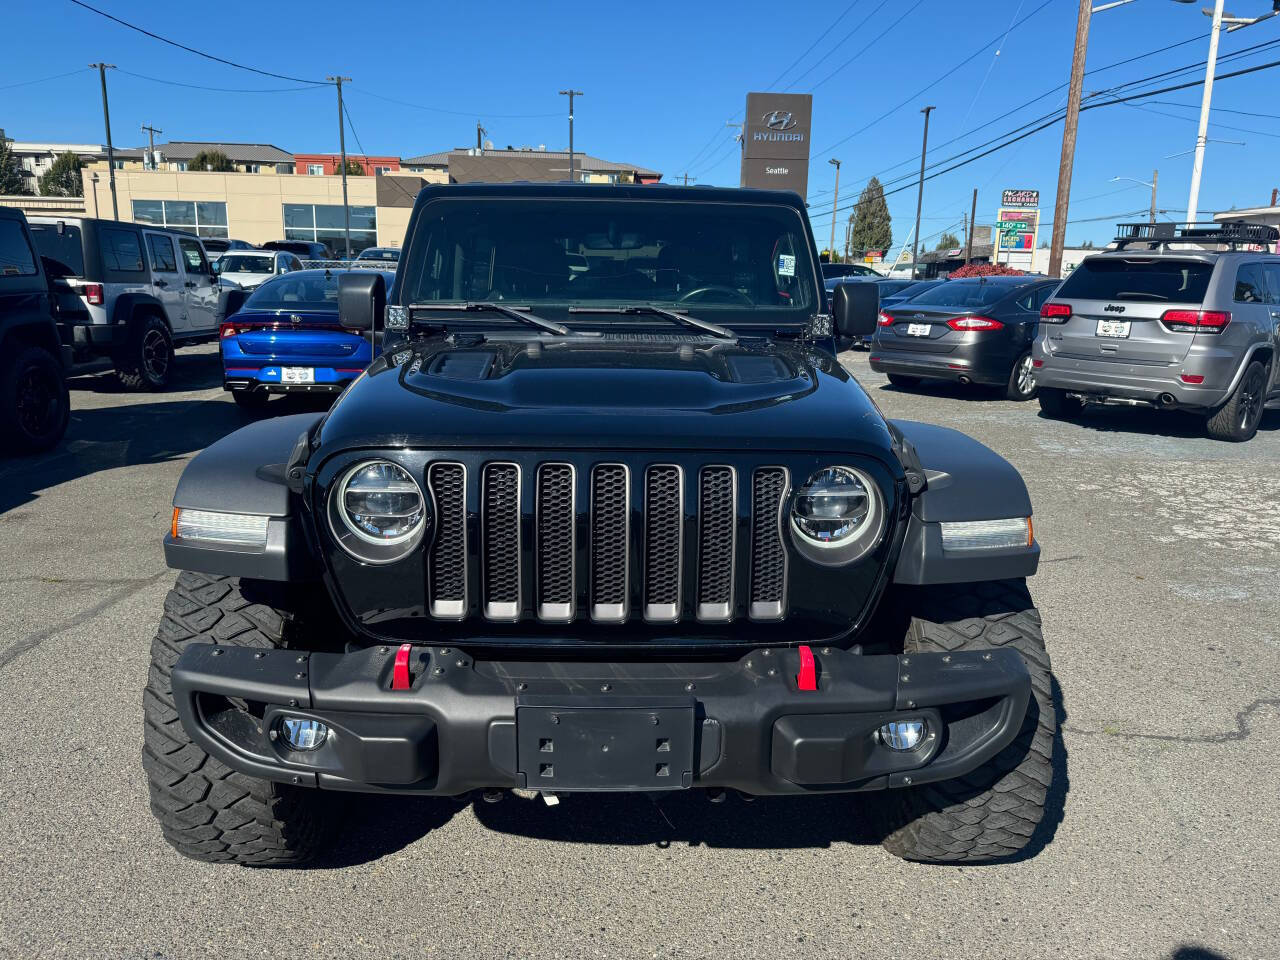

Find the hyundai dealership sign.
xmin=741 ymin=92 xmax=813 ymax=196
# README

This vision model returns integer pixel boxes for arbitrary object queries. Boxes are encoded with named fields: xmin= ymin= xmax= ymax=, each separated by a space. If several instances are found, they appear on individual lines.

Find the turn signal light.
xmin=1161 ymin=309 xmax=1230 ymax=333
xmin=1039 ymin=302 xmax=1071 ymax=322
xmin=877 ymin=311 xmax=895 ymax=326
xmin=83 ymin=283 xmax=104 ymax=306
xmin=946 ymin=315 xmax=1004 ymax=331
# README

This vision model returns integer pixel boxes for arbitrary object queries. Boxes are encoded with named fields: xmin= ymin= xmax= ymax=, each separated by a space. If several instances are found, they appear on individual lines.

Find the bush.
xmin=947 ymin=262 xmax=1024 ymax=278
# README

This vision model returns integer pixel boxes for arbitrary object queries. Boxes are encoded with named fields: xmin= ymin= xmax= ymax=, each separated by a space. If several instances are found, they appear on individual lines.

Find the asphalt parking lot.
xmin=1 ymin=343 xmax=1277 ymax=960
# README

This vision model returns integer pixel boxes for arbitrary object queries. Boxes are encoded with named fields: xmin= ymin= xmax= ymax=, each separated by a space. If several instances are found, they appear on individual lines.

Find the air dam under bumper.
xmin=171 ymin=643 xmax=1030 ymax=796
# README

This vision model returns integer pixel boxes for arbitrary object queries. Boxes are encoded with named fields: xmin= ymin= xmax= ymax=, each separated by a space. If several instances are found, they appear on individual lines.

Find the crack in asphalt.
xmin=1064 ymin=698 xmax=1280 ymax=745
xmin=0 ymin=571 xmax=169 ymax=672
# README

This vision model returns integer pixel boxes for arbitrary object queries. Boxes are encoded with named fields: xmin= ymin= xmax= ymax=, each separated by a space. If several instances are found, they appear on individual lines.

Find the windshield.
xmin=1054 ymin=257 xmax=1213 ymax=303
xmin=220 ymin=255 xmax=275 ymax=274
xmin=904 ymin=279 xmax=1019 ymax=309
xmin=359 ymin=248 xmax=399 ymax=261
xmin=402 ymin=198 xmax=818 ymax=324
xmin=244 ymin=272 xmax=339 ymax=311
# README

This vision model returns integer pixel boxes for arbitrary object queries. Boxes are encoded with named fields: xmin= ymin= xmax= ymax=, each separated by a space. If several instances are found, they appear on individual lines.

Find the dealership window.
xmin=283 ymin=203 xmax=377 ymax=255
xmin=132 ymin=199 xmax=230 ymax=238
xmin=307 ymin=164 xmax=324 ymax=176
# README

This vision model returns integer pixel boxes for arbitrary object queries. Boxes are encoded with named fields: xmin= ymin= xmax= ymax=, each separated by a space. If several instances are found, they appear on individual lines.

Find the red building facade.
xmin=293 ymin=154 xmax=401 ymax=176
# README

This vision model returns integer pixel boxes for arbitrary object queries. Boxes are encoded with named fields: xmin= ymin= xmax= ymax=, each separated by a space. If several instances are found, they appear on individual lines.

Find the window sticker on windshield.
xmin=778 ymin=254 xmax=796 ymax=277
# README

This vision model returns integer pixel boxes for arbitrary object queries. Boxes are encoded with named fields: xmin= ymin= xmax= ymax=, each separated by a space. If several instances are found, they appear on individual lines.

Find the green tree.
xmin=849 ymin=176 xmax=892 ymax=257
xmin=37 ymin=152 xmax=83 ymax=197
xmin=341 ymin=158 xmax=365 ymax=176
xmin=0 ymin=137 xmax=30 ymax=195
xmin=935 ymin=231 xmax=961 ymax=251
xmin=188 ymin=149 xmax=234 ymax=172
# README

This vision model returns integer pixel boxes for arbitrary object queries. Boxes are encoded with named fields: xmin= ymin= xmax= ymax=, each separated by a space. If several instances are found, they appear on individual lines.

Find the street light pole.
xmin=90 ymin=63 xmax=117 ymax=219
xmin=559 ymin=90 xmax=583 ymax=182
xmin=1110 ymin=172 xmax=1160 ymax=224
xmin=327 ymin=75 xmax=352 ymax=258
xmin=1186 ymin=0 xmax=1225 ymax=226
xmin=828 ymin=158 xmax=841 ymax=262
xmin=911 ymin=106 xmax=935 ymax=280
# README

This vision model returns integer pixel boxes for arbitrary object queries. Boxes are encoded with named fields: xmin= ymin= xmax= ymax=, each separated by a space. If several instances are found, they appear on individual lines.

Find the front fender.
xmin=889 ymin=420 xmax=1039 ymax=585
xmin=163 ymin=413 xmax=323 ymax=581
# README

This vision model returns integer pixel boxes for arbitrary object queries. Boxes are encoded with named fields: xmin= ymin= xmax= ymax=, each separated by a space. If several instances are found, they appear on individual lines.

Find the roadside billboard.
xmin=740 ymin=92 xmax=813 ymax=196
xmin=996 ymin=193 xmax=1039 ymax=270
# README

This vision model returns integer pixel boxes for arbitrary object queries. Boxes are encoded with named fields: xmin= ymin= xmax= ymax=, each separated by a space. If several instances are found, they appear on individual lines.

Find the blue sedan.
xmin=219 ymin=269 xmax=393 ymax=411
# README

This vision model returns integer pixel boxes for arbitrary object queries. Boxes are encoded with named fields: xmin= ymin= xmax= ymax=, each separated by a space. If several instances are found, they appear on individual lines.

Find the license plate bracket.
xmin=281 ymin=366 xmax=315 ymax=384
xmin=906 ymin=323 xmax=932 ymax=337
xmin=1095 ymin=319 xmax=1131 ymax=339
xmin=516 ymin=697 xmax=696 ymax=791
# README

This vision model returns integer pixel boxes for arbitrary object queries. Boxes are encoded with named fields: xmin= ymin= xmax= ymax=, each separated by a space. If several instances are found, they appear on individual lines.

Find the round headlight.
xmin=790 ymin=466 xmax=883 ymax=564
xmin=328 ymin=460 xmax=428 ymax=563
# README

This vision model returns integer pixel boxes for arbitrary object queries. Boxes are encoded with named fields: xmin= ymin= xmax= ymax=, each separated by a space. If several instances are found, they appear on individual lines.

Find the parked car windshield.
xmin=243 ymin=271 xmax=339 ymax=311
xmin=902 ymin=278 xmax=1021 ymax=309
xmin=1053 ymin=257 xmax=1213 ymax=303
xmin=402 ymin=198 xmax=819 ymax=324
xmin=358 ymin=248 xmax=399 ymax=261
xmin=219 ymin=255 xmax=276 ymax=274
xmin=28 ymin=223 xmax=85 ymax=278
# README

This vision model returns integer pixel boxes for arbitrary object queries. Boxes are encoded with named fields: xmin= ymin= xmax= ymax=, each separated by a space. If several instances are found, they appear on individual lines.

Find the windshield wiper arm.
xmin=408 ymin=301 xmax=569 ymax=335
xmin=568 ymin=305 xmax=735 ymax=339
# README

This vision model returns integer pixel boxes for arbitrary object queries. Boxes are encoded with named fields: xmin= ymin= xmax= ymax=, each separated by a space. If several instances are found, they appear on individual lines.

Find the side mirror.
xmin=338 ymin=271 xmax=386 ymax=331
xmin=831 ymin=281 xmax=878 ymax=338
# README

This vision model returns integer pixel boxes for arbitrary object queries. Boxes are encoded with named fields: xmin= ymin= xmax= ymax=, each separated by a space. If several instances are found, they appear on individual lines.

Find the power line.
xmin=342 ymin=101 xmax=367 ymax=157
xmin=0 ymin=68 xmax=90 ymax=91
xmin=765 ymin=0 xmax=866 ymax=90
xmin=807 ymin=0 xmax=924 ymax=91
xmin=1119 ymin=100 xmax=1280 ymax=139
xmin=115 ymin=68 xmax=326 ymax=94
xmin=67 ymin=0 xmax=324 ymax=84
xmin=1142 ymin=98 xmax=1280 ymax=121
xmin=786 ymin=0 xmax=898 ymax=91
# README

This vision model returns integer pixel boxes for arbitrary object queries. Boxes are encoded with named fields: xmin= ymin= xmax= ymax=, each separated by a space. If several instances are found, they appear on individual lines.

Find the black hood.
xmin=316 ymin=334 xmax=897 ymax=458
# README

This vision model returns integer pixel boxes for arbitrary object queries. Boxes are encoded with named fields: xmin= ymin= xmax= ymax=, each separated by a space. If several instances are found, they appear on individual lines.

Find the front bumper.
xmin=171 ymin=642 xmax=1030 ymax=796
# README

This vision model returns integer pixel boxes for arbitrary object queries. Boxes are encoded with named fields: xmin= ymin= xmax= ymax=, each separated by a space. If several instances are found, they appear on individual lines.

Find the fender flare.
xmin=164 ymin=413 xmax=323 ymax=581
xmin=890 ymin=419 xmax=1040 ymax=585
xmin=110 ymin=292 xmax=170 ymax=332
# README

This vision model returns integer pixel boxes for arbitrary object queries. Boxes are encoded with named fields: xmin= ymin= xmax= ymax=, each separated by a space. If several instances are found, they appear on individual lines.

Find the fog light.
xmin=279 ymin=717 xmax=328 ymax=751
xmin=878 ymin=719 xmax=927 ymax=752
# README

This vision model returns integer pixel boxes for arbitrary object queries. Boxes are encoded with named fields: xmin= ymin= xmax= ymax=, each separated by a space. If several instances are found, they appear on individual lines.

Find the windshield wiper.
xmin=568 ymin=305 xmax=735 ymax=339
xmin=408 ymin=301 xmax=569 ymax=335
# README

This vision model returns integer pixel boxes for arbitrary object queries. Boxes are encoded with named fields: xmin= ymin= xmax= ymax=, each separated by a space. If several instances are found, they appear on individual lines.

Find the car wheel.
xmin=114 ymin=315 xmax=174 ymax=391
xmin=1205 ymin=360 xmax=1267 ymax=442
xmin=1005 ymin=351 xmax=1038 ymax=401
xmin=887 ymin=373 xmax=922 ymax=390
xmin=1038 ymin=388 xmax=1082 ymax=420
xmin=0 ymin=345 xmax=70 ymax=453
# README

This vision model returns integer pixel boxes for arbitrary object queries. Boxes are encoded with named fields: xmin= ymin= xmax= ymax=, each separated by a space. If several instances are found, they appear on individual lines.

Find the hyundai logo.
xmin=764 ymin=110 xmax=797 ymax=131
xmin=290 ymin=313 xmax=303 ymax=324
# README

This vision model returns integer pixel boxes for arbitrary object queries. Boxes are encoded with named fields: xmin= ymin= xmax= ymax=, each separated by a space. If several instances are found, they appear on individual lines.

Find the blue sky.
xmin=4 ymin=0 xmax=1278 ymax=248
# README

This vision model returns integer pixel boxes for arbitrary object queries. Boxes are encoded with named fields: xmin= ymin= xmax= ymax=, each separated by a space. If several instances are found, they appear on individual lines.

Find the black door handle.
xmin=184 ymin=281 xmax=196 ymax=288
xmin=154 ymin=279 xmax=167 ymax=288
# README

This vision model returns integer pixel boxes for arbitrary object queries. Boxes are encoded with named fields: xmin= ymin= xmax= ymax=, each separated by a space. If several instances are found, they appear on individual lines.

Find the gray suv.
xmin=1034 ymin=222 xmax=1280 ymax=442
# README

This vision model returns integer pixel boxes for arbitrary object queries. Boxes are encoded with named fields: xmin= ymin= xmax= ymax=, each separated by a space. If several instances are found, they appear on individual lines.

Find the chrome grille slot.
xmin=482 ymin=463 xmax=521 ymax=621
xmin=750 ymin=467 xmax=789 ymax=620
xmin=590 ymin=464 xmax=630 ymax=622
xmin=643 ymin=465 xmax=683 ymax=622
xmin=696 ymin=466 xmax=736 ymax=621
xmin=427 ymin=463 xmax=466 ymax=618
xmin=536 ymin=463 xmax=576 ymax=622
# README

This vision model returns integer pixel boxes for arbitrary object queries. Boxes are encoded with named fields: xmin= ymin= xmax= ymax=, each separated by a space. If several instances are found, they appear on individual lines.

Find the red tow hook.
xmin=392 ymin=643 xmax=413 ymax=691
xmin=796 ymin=644 xmax=817 ymax=691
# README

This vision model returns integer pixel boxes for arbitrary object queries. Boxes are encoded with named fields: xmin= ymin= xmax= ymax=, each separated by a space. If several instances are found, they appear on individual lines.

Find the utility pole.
xmin=1048 ymin=0 xmax=1090 ymax=278
xmin=558 ymin=90 xmax=583 ymax=182
xmin=1149 ymin=169 xmax=1159 ymax=223
xmin=1186 ymin=0 xmax=1225 ymax=226
xmin=828 ymin=158 xmax=841 ymax=262
xmin=476 ymin=122 xmax=487 ymax=154
xmin=966 ymin=188 xmax=977 ymax=264
xmin=677 ymin=172 xmax=697 ymax=186
xmin=89 ymin=63 xmax=117 ymax=219
xmin=327 ymin=75 xmax=352 ymax=258
xmin=141 ymin=123 xmax=162 ymax=171
xmin=910 ymin=106 xmax=935 ymax=280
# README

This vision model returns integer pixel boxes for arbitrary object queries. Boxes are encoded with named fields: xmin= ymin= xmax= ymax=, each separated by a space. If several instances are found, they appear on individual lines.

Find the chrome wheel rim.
xmin=1016 ymin=354 xmax=1035 ymax=395
xmin=141 ymin=328 xmax=170 ymax=380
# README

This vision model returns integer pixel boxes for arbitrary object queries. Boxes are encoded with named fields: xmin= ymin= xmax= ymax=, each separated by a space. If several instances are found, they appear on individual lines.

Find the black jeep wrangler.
xmin=145 ymin=184 xmax=1054 ymax=866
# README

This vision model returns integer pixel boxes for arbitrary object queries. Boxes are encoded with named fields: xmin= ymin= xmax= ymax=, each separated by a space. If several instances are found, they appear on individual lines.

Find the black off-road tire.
xmin=143 ymin=571 xmax=341 ymax=866
xmin=0 ymin=344 xmax=70 ymax=452
xmin=1005 ymin=350 xmax=1038 ymax=401
xmin=1037 ymin=387 xmax=1082 ymax=420
xmin=114 ymin=314 xmax=174 ymax=391
xmin=880 ymin=579 xmax=1055 ymax=864
xmin=232 ymin=388 xmax=270 ymax=411
xmin=887 ymin=373 xmax=922 ymax=389
xmin=1205 ymin=359 xmax=1266 ymax=442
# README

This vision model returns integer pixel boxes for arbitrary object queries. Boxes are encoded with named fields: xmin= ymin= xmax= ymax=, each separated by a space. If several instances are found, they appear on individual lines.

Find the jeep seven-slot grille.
xmin=424 ymin=460 xmax=790 ymax=624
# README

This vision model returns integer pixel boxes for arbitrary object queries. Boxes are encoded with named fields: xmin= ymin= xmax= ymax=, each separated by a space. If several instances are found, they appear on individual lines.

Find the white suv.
xmin=28 ymin=216 xmax=221 ymax=390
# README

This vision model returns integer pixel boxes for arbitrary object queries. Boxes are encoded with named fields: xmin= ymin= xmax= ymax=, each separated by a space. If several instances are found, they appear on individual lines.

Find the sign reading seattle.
xmin=741 ymin=92 xmax=813 ymax=196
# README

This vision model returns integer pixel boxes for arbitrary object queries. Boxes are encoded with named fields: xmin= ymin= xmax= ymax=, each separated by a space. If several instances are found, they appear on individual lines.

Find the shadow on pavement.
xmin=310 ymin=795 xmax=466 ymax=869
xmin=1168 ymin=948 xmax=1232 ymax=960
xmin=1037 ymin=405 xmax=1280 ymax=439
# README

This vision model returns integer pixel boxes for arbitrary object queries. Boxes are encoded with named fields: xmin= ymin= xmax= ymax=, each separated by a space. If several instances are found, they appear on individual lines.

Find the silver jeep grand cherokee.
xmin=1033 ymin=221 xmax=1280 ymax=442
